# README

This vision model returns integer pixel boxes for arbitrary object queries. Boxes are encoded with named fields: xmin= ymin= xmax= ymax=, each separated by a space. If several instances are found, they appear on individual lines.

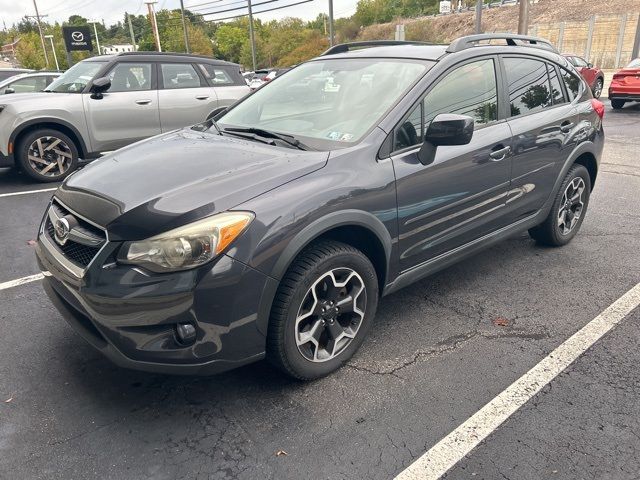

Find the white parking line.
xmin=0 ymin=188 xmax=56 ymax=198
xmin=395 ymin=282 xmax=640 ymax=480
xmin=0 ymin=273 xmax=44 ymax=291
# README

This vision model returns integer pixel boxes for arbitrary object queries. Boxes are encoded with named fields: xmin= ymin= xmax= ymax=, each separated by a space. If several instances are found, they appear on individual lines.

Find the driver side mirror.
xmin=4 ymin=87 xmax=15 ymax=94
xmin=587 ymin=62 xmax=594 ymax=68
xmin=90 ymin=76 xmax=111 ymax=99
xmin=417 ymin=113 xmax=474 ymax=166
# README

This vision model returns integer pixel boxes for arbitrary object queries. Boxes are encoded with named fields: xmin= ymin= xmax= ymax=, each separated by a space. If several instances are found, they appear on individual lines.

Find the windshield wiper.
xmin=223 ymin=127 xmax=312 ymax=151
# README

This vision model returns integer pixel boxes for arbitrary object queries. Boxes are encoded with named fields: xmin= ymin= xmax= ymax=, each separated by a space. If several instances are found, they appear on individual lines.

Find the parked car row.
xmin=244 ymin=68 xmax=291 ymax=90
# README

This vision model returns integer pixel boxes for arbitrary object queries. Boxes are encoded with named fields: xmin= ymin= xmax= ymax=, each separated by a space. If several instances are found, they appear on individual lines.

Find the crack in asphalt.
xmin=346 ymin=327 xmax=550 ymax=377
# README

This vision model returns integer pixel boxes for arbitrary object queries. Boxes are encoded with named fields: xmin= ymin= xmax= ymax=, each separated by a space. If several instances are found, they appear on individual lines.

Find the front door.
xmin=83 ymin=61 xmax=160 ymax=152
xmin=391 ymin=58 xmax=513 ymax=271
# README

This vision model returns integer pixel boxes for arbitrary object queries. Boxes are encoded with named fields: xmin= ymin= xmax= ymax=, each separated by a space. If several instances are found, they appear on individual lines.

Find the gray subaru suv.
xmin=0 ymin=52 xmax=249 ymax=182
xmin=36 ymin=36 xmax=604 ymax=380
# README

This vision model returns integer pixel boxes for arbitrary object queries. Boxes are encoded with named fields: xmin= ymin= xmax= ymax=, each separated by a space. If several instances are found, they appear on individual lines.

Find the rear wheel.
xmin=17 ymin=128 xmax=79 ymax=182
xmin=267 ymin=241 xmax=378 ymax=380
xmin=592 ymin=78 xmax=603 ymax=99
xmin=528 ymin=164 xmax=591 ymax=246
xmin=611 ymin=99 xmax=625 ymax=110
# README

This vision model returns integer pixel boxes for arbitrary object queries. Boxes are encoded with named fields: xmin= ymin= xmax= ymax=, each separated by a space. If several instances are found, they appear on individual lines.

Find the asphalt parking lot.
xmin=1 ymin=101 xmax=639 ymax=480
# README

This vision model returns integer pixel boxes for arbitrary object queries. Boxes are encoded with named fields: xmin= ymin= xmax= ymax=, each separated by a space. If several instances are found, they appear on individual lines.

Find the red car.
xmin=609 ymin=58 xmax=640 ymax=110
xmin=563 ymin=54 xmax=605 ymax=98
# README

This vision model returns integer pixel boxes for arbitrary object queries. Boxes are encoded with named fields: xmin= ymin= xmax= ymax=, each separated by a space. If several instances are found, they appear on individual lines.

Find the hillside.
xmin=357 ymin=0 xmax=640 ymax=43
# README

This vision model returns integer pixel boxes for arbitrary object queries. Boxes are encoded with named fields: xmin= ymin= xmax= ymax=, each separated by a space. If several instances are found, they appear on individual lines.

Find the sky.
xmin=0 ymin=0 xmax=359 ymax=29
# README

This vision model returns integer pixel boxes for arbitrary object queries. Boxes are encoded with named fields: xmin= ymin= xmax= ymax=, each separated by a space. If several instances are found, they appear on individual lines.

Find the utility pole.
xmin=247 ymin=0 xmax=257 ymax=71
xmin=632 ymin=13 xmax=640 ymax=59
xmin=328 ymin=0 xmax=335 ymax=46
xmin=126 ymin=13 xmax=137 ymax=49
xmin=475 ymin=0 xmax=482 ymax=34
xmin=179 ymin=0 xmax=191 ymax=53
xmin=145 ymin=1 xmax=162 ymax=52
xmin=44 ymin=34 xmax=59 ymax=70
xmin=89 ymin=20 xmax=101 ymax=54
xmin=31 ymin=0 xmax=50 ymax=68
xmin=518 ymin=0 xmax=530 ymax=35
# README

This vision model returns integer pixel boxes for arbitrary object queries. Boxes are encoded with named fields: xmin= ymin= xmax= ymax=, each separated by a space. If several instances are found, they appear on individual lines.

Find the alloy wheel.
xmin=558 ymin=177 xmax=586 ymax=235
xmin=593 ymin=79 xmax=603 ymax=98
xmin=295 ymin=267 xmax=366 ymax=362
xmin=27 ymin=136 xmax=73 ymax=177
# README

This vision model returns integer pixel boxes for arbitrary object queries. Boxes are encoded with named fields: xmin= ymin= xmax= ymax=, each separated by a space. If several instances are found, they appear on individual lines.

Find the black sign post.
xmin=62 ymin=26 xmax=93 ymax=67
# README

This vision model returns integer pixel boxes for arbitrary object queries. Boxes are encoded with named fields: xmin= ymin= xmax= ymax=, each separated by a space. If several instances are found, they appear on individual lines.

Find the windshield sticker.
xmin=327 ymin=132 xmax=354 ymax=142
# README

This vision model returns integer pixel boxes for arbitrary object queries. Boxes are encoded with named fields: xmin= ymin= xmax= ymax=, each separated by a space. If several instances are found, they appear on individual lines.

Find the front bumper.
xmin=36 ymin=232 xmax=278 ymax=375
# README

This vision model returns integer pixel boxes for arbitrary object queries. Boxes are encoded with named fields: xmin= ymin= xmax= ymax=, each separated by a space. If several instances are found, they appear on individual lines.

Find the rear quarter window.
xmin=199 ymin=64 xmax=245 ymax=86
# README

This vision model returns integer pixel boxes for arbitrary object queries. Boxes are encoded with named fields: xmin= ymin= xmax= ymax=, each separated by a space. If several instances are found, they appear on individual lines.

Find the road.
xmin=1 ymin=101 xmax=639 ymax=480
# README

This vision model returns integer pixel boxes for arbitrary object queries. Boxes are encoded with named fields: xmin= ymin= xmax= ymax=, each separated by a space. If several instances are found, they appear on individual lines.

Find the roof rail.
xmin=321 ymin=40 xmax=436 ymax=56
xmin=446 ymin=34 xmax=558 ymax=53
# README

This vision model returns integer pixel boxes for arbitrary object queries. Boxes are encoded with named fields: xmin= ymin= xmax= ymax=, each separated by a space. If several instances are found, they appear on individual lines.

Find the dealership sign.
xmin=62 ymin=26 xmax=93 ymax=51
xmin=439 ymin=1 xmax=452 ymax=14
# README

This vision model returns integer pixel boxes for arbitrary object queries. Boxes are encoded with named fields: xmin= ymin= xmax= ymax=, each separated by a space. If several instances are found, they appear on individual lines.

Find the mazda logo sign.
xmin=71 ymin=31 xmax=84 ymax=42
xmin=54 ymin=218 xmax=70 ymax=245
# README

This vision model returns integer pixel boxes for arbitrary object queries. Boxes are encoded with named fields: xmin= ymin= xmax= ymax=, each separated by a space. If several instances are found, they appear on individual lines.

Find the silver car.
xmin=0 ymin=71 xmax=62 ymax=95
xmin=0 ymin=52 xmax=250 ymax=182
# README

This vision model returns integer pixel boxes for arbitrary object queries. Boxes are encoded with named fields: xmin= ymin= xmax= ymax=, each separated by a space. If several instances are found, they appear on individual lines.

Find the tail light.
xmin=591 ymin=99 xmax=605 ymax=119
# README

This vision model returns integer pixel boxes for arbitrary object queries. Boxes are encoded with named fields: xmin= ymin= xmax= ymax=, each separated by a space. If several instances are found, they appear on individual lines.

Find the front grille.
xmin=44 ymin=200 xmax=106 ymax=268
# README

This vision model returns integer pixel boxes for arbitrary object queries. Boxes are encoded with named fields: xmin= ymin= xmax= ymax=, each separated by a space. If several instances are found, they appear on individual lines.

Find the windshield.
xmin=627 ymin=58 xmax=640 ymax=68
xmin=46 ymin=61 xmax=105 ymax=93
xmin=218 ymin=58 xmax=431 ymax=148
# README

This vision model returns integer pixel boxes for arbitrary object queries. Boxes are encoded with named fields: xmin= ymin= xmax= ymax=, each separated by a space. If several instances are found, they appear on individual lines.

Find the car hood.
xmin=56 ymin=128 xmax=329 ymax=241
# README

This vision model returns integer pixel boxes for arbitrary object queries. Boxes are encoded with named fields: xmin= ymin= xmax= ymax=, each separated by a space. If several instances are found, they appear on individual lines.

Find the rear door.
xmin=391 ymin=57 xmax=513 ymax=270
xmin=198 ymin=63 xmax=250 ymax=107
xmin=501 ymin=56 xmax=580 ymax=223
xmin=157 ymin=62 xmax=217 ymax=132
xmin=83 ymin=61 xmax=160 ymax=152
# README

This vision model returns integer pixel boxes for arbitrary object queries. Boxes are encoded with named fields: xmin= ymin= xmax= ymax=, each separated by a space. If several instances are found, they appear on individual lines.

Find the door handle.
xmin=195 ymin=95 xmax=209 ymax=100
xmin=560 ymin=122 xmax=574 ymax=133
xmin=489 ymin=145 xmax=511 ymax=162
xmin=135 ymin=99 xmax=152 ymax=105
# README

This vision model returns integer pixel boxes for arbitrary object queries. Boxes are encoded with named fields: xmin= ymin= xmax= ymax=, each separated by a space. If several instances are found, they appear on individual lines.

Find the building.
xmin=1 ymin=38 xmax=19 ymax=64
xmin=101 ymin=44 xmax=137 ymax=55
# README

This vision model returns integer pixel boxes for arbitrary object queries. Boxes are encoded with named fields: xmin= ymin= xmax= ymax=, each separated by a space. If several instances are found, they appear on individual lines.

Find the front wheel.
xmin=17 ymin=129 xmax=79 ymax=182
xmin=528 ymin=164 xmax=591 ymax=246
xmin=267 ymin=241 xmax=379 ymax=380
xmin=592 ymin=78 xmax=603 ymax=99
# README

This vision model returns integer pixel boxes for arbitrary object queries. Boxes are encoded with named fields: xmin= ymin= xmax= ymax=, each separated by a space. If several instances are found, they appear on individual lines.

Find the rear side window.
xmin=394 ymin=59 xmax=498 ymax=151
xmin=161 ymin=63 xmax=202 ymax=89
xmin=548 ymin=64 xmax=565 ymax=105
xmin=199 ymin=64 xmax=244 ymax=86
xmin=8 ymin=75 xmax=48 ymax=93
xmin=504 ymin=58 xmax=553 ymax=116
xmin=560 ymin=68 xmax=580 ymax=101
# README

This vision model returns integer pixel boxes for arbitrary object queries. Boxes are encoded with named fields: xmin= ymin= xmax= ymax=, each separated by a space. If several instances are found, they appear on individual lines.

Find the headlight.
xmin=117 ymin=211 xmax=254 ymax=272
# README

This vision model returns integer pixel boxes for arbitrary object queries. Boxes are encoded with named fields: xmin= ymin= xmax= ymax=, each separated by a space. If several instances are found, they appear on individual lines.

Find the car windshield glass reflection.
xmin=46 ymin=61 xmax=105 ymax=93
xmin=218 ymin=58 xmax=432 ymax=148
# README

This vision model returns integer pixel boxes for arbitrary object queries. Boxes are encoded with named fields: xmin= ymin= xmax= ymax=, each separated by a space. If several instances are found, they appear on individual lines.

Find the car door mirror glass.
xmin=4 ymin=87 xmax=14 ymax=94
xmin=587 ymin=62 xmax=593 ymax=68
xmin=90 ymin=76 xmax=111 ymax=99
xmin=418 ymin=114 xmax=474 ymax=166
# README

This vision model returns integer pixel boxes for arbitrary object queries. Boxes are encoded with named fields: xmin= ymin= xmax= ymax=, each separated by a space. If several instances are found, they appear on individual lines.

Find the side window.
xmin=161 ymin=63 xmax=202 ymax=89
xmin=504 ymin=58 xmax=552 ymax=116
xmin=547 ymin=64 xmax=565 ymax=105
xmin=199 ymin=64 xmax=234 ymax=85
xmin=560 ymin=68 xmax=580 ymax=101
xmin=573 ymin=57 xmax=588 ymax=68
xmin=107 ymin=63 xmax=152 ymax=92
xmin=394 ymin=59 xmax=498 ymax=151
xmin=8 ymin=76 xmax=47 ymax=93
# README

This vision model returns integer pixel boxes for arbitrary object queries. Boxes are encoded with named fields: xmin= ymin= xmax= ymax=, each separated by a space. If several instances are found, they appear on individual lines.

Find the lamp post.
xmin=44 ymin=34 xmax=59 ymax=70
xmin=89 ymin=20 xmax=102 ymax=54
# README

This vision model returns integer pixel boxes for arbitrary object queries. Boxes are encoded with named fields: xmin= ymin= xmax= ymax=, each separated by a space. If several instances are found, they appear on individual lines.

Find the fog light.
xmin=175 ymin=323 xmax=197 ymax=345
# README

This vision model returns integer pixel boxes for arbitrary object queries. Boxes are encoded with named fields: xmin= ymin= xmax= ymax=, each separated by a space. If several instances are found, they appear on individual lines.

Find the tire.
xmin=528 ymin=164 xmax=591 ymax=247
xmin=267 ymin=240 xmax=379 ymax=380
xmin=592 ymin=78 xmax=603 ymax=99
xmin=611 ymin=99 xmax=625 ymax=110
xmin=17 ymin=128 xmax=79 ymax=182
